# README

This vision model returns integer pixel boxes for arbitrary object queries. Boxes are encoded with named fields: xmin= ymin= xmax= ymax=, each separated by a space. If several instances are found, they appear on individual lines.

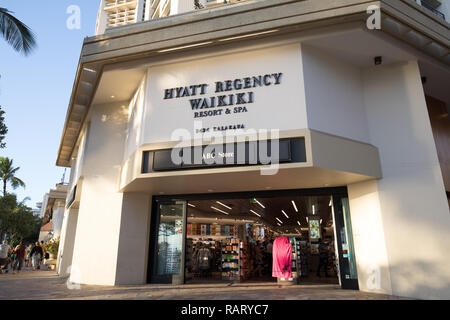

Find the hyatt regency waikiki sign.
xmin=163 ymin=73 xmax=283 ymax=120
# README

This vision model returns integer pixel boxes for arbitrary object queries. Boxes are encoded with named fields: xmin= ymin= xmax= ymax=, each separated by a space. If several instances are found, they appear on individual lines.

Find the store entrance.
xmin=148 ymin=188 xmax=359 ymax=289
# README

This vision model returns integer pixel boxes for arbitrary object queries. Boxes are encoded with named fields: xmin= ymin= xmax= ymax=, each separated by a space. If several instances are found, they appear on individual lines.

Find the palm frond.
xmin=0 ymin=7 xmax=36 ymax=55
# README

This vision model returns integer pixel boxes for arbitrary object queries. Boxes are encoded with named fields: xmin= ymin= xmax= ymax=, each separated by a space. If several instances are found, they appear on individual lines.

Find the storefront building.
xmin=56 ymin=0 xmax=450 ymax=299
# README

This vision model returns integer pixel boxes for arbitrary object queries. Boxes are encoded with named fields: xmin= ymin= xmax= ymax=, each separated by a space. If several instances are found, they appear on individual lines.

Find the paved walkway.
xmin=0 ymin=270 xmax=407 ymax=300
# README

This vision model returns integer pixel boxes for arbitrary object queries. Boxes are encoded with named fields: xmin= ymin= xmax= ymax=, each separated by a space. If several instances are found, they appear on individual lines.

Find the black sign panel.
xmin=142 ymin=138 xmax=306 ymax=173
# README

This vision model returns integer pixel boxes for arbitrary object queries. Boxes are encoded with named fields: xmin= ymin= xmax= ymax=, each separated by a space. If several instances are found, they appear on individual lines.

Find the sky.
xmin=0 ymin=1 xmax=100 ymax=208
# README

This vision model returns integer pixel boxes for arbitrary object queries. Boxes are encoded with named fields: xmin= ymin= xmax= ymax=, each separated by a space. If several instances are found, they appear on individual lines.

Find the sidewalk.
xmin=0 ymin=270 xmax=408 ymax=300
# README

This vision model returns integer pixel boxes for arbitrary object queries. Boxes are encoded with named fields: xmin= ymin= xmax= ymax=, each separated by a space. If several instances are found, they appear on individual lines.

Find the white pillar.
xmin=358 ymin=60 xmax=450 ymax=299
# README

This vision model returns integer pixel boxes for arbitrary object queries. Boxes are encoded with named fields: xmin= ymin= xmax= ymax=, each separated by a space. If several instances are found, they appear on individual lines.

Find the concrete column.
xmin=57 ymin=208 xmax=79 ymax=277
xmin=69 ymin=101 xmax=129 ymax=285
xmin=358 ymin=60 xmax=450 ymax=299
xmin=114 ymin=193 xmax=152 ymax=285
xmin=347 ymin=180 xmax=393 ymax=295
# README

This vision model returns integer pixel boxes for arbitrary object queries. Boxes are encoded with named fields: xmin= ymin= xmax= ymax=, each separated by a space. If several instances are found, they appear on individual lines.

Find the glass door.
xmin=331 ymin=195 xmax=359 ymax=290
xmin=150 ymin=200 xmax=187 ymax=284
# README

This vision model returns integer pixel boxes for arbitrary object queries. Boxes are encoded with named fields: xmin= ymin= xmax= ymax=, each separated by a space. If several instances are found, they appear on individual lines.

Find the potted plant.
xmin=44 ymin=237 xmax=60 ymax=260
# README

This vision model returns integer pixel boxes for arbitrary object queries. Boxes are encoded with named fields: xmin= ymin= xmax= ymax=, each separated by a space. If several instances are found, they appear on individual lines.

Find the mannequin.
xmin=272 ymin=236 xmax=292 ymax=279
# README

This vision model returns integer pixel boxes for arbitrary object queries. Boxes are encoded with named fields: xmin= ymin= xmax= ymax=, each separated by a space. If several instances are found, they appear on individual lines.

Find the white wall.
xmin=115 ymin=193 xmax=151 ymax=285
xmin=57 ymin=208 xmax=79 ymax=277
xmin=124 ymin=77 xmax=147 ymax=161
xmin=348 ymin=180 xmax=393 ymax=295
xmin=52 ymin=202 xmax=66 ymax=239
xmin=302 ymin=45 xmax=370 ymax=143
xmin=70 ymin=101 xmax=129 ymax=285
xmin=142 ymin=43 xmax=307 ymax=145
xmin=358 ymin=60 xmax=450 ymax=299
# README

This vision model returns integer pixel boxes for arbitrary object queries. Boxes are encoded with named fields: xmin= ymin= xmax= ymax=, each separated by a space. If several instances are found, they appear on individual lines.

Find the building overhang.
xmin=118 ymin=129 xmax=382 ymax=194
xmin=56 ymin=0 xmax=450 ymax=167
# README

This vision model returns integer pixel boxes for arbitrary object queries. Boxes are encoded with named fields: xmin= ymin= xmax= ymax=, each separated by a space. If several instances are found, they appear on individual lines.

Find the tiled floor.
xmin=0 ymin=270 xmax=408 ymax=300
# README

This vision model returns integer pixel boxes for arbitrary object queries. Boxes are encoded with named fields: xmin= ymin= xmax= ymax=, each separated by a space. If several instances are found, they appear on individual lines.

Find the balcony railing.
xmin=419 ymin=0 xmax=446 ymax=20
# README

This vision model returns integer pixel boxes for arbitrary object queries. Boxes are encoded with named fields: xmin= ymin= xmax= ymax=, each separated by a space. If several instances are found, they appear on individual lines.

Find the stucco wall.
xmin=69 ymin=101 xmax=129 ymax=285
xmin=355 ymin=60 xmax=450 ymax=299
xmin=57 ymin=208 xmax=78 ymax=277
xmin=302 ymin=45 xmax=370 ymax=143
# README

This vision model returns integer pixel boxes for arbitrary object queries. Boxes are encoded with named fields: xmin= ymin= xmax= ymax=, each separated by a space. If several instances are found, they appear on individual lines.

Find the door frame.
xmin=147 ymin=199 xmax=187 ymax=284
xmin=147 ymin=186 xmax=359 ymax=288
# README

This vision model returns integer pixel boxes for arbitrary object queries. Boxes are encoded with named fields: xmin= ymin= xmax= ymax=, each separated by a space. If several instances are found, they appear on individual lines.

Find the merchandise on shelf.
xmin=221 ymin=238 xmax=240 ymax=281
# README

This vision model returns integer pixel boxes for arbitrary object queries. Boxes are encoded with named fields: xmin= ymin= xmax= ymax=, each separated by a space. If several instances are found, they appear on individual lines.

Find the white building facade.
xmin=57 ymin=0 xmax=450 ymax=299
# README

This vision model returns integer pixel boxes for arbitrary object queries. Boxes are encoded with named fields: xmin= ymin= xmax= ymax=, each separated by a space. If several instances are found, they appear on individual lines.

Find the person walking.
xmin=31 ymin=242 xmax=43 ymax=271
xmin=26 ymin=243 xmax=34 ymax=268
xmin=12 ymin=242 xmax=26 ymax=274
xmin=0 ymin=241 xmax=11 ymax=273
xmin=316 ymin=238 xmax=330 ymax=278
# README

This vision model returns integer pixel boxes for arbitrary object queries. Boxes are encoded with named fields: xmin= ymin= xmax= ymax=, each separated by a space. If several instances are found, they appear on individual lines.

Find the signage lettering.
xmin=162 ymin=72 xmax=283 ymax=120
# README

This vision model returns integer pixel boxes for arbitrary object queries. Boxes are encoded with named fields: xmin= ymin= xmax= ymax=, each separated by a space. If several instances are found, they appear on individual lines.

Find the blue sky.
xmin=0 ymin=1 xmax=99 ymax=208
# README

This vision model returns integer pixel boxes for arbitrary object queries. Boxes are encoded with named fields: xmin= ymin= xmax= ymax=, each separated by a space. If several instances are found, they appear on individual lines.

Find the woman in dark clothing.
xmin=30 ymin=242 xmax=44 ymax=271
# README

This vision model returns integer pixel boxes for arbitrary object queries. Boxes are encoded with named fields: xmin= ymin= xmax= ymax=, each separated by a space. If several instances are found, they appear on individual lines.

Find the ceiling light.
xmin=254 ymin=199 xmax=265 ymax=209
xmin=110 ymin=95 xmax=115 ymax=99
xmin=320 ymin=219 xmax=323 ymax=224
xmin=306 ymin=217 xmax=309 ymax=222
xmin=312 ymin=205 xmax=316 ymax=215
xmin=291 ymin=200 xmax=298 ymax=212
xmin=216 ymin=201 xmax=232 ymax=210
xmin=282 ymin=210 xmax=289 ymax=219
xmin=250 ymin=210 xmax=261 ymax=217
xmin=158 ymin=41 xmax=213 ymax=53
xmin=211 ymin=206 xmax=229 ymax=215
xmin=329 ymin=199 xmax=332 ymax=207
xmin=218 ymin=29 xmax=279 ymax=42
xmin=188 ymin=203 xmax=196 ymax=208
xmin=83 ymin=67 xmax=96 ymax=73
xmin=297 ymin=221 xmax=301 ymax=226
xmin=276 ymin=217 xmax=283 ymax=224
xmin=277 ymin=223 xmax=281 ymax=226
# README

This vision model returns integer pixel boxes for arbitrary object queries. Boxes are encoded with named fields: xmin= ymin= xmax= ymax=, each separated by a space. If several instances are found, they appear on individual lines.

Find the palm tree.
xmin=0 ymin=7 xmax=36 ymax=55
xmin=0 ymin=157 xmax=25 ymax=196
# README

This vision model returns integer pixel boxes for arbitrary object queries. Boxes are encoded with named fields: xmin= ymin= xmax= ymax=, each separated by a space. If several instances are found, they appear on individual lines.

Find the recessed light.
xmin=216 ymin=201 xmax=232 ymax=210
xmin=208 ymin=189 xmax=214 ymax=192
xmin=211 ymin=206 xmax=229 ymax=215
xmin=157 ymin=41 xmax=213 ymax=53
xmin=250 ymin=210 xmax=261 ymax=217
xmin=297 ymin=221 xmax=301 ymax=226
xmin=110 ymin=95 xmax=115 ymax=99
xmin=254 ymin=199 xmax=265 ymax=209
xmin=276 ymin=217 xmax=283 ymax=224
xmin=282 ymin=210 xmax=289 ymax=219
xmin=291 ymin=201 xmax=298 ymax=212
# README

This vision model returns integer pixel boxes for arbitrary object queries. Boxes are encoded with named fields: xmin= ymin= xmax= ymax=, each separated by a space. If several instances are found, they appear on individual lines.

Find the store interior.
xmin=184 ymin=195 xmax=340 ymax=285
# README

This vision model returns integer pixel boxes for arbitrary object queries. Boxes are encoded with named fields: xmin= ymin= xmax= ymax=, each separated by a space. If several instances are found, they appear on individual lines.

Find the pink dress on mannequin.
xmin=272 ymin=236 xmax=292 ymax=279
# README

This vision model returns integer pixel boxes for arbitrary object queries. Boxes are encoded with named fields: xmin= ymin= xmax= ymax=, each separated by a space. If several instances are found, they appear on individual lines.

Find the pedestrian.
xmin=0 ymin=241 xmax=11 ymax=273
xmin=26 ymin=243 xmax=34 ymax=268
xmin=12 ymin=242 xmax=26 ymax=274
xmin=31 ymin=242 xmax=43 ymax=271
xmin=316 ymin=238 xmax=330 ymax=278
